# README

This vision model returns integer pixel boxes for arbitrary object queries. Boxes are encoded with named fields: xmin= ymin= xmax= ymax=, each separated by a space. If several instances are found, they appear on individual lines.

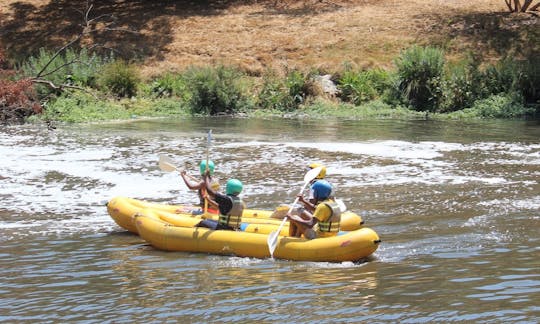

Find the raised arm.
xmin=181 ymin=170 xmax=203 ymax=190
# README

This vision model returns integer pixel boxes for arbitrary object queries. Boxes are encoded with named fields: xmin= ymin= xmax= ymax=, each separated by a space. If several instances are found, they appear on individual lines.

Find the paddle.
xmin=336 ymin=198 xmax=347 ymax=212
xmin=158 ymin=154 xmax=181 ymax=172
xmin=203 ymin=130 xmax=212 ymax=215
xmin=267 ymin=166 xmax=323 ymax=258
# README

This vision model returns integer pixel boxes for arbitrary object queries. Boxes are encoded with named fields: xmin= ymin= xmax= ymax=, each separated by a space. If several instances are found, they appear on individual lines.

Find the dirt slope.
xmin=1 ymin=0 xmax=536 ymax=77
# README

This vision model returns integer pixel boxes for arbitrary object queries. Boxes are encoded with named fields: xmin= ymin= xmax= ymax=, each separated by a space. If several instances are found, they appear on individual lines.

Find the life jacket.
xmin=218 ymin=195 xmax=244 ymax=230
xmin=198 ymin=178 xmax=220 ymax=208
xmin=317 ymin=200 xmax=341 ymax=233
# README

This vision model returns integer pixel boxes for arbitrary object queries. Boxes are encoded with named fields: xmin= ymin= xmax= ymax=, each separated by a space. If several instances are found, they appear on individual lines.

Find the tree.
xmin=504 ymin=0 xmax=540 ymax=13
xmin=30 ymin=1 xmax=117 ymax=93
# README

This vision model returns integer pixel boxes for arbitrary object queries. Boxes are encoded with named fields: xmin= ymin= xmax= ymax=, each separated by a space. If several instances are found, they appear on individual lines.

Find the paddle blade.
xmin=304 ymin=166 xmax=323 ymax=183
xmin=207 ymin=130 xmax=212 ymax=146
xmin=336 ymin=199 xmax=347 ymax=212
xmin=267 ymin=229 xmax=280 ymax=257
xmin=158 ymin=155 xmax=177 ymax=172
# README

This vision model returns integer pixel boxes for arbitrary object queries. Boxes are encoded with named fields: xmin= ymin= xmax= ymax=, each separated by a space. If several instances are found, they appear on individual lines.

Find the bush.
xmin=480 ymin=55 xmax=539 ymax=108
xmin=39 ymin=92 xmax=128 ymax=122
xmin=183 ymin=65 xmax=251 ymax=115
xmin=393 ymin=45 xmax=445 ymax=112
xmin=467 ymin=93 xmax=533 ymax=118
xmin=440 ymin=56 xmax=483 ymax=112
xmin=286 ymin=70 xmax=307 ymax=105
xmin=148 ymin=72 xmax=188 ymax=98
xmin=258 ymin=69 xmax=310 ymax=111
xmin=97 ymin=60 xmax=140 ymax=98
xmin=517 ymin=54 xmax=540 ymax=105
xmin=258 ymin=72 xmax=292 ymax=111
xmin=338 ymin=68 xmax=390 ymax=105
xmin=482 ymin=57 xmax=521 ymax=97
xmin=1 ymin=49 xmax=41 ymax=124
xmin=21 ymin=48 xmax=109 ymax=97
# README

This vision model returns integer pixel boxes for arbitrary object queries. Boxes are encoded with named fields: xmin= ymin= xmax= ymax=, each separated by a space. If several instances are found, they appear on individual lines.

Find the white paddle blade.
xmin=267 ymin=167 xmax=322 ymax=258
xmin=336 ymin=199 xmax=347 ymax=212
xmin=267 ymin=229 xmax=280 ymax=257
xmin=267 ymin=216 xmax=288 ymax=258
xmin=158 ymin=155 xmax=177 ymax=172
xmin=207 ymin=130 xmax=212 ymax=146
xmin=304 ymin=166 xmax=323 ymax=183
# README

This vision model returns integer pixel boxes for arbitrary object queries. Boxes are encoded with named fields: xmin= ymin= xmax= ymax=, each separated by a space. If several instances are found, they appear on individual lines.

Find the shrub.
xmin=258 ymin=69 xmax=310 ymax=111
xmin=482 ymin=57 xmax=521 ymax=97
xmin=39 ymin=92 xmax=128 ymax=122
xmin=21 ymin=48 xmax=109 ymax=97
xmin=338 ymin=68 xmax=390 ymax=105
xmin=1 ymin=49 xmax=41 ymax=124
xmin=149 ymin=72 xmax=188 ymax=98
xmin=467 ymin=93 xmax=533 ymax=118
xmin=258 ymin=72 xmax=293 ymax=111
xmin=517 ymin=54 xmax=540 ymax=105
xmin=183 ymin=65 xmax=250 ymax=115
xmin=97 ymin=60 xmax=140 ymax=98
xmin=440 ymin=56 xmax=483 ymax=112
xmin=286 ymin=70 xmax=307 ymax=105
xmin=481 ymin=55 xmax=539 ymax=109
xmin=393 ymin=45 xmax=445 ymax=112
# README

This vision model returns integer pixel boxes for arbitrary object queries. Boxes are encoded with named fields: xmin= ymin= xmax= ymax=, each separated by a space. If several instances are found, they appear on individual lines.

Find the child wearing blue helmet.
xmin=296 ymin=162 xmax=328 ymax=213
xmin=287 ymin=180 xmax=341 ymax=239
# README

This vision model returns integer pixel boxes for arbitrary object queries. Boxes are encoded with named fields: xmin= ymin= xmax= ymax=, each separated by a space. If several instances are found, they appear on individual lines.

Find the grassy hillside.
xmin=1 ymin=0 xmax=538 ymax=78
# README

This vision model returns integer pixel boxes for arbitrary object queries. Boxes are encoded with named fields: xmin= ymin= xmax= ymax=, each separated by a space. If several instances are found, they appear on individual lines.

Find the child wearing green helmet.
xmin=180 ymin=160 xmax=220 ymax=214
xmin=195 ymin=176 xmax=245 ymax=231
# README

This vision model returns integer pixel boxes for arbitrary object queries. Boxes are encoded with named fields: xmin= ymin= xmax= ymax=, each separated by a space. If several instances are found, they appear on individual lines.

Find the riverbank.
xmin=1 ymin=0 xmax=534 ymax=75
xmin=1 ymin=1 xmax=539 ymax=124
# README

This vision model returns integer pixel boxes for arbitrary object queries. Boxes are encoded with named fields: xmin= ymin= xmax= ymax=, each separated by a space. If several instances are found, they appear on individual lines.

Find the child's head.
xmin=225 ymin=179 xmax=243 ymax=195
xmin=308 ymin=162 xmax=326 ymax=179
xmin=311 ymin=180 xmax=332 ymax=200
xmin=199 ymin=160 xmax=215 ymax=176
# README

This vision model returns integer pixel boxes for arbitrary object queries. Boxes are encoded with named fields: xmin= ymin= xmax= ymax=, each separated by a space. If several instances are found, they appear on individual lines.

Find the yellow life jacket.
xmin=218 ymin=195 xmax=244 ymax=229
xmin=317 ymin=201 xmax=341 ymax=233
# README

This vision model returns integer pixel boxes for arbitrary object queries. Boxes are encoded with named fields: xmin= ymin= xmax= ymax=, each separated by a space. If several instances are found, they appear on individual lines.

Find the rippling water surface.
xmin=1 ymin=118 xmax=539 ymax=322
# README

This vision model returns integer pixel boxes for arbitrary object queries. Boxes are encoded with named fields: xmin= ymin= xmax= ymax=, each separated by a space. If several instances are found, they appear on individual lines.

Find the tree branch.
xmin=35 ymin=36 xmax=81 ymax=78
xmin=31 ymin=78 xmax=87 ymax=91
xmin=521 ymin=0 xmax=533 ymax=11
xmin=505 ymin=0 xmax=513 ymax=11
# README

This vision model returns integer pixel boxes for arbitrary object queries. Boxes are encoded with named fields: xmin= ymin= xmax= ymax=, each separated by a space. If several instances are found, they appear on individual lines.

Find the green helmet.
xmin=199 ymin=160 xmax=215 ymax=176
xmin=226 ymin=179 xmax=243 ymax=195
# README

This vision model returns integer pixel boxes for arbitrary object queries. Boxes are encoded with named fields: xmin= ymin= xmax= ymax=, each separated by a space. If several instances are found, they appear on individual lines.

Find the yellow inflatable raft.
xmin=134 ymin=210 xmax=380 ymax=262
xmin=106 ymin=196 xmax=364 ymax=234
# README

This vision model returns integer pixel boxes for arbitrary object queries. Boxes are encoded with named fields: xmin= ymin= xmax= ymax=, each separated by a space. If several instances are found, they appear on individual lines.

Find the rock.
xmin=312 ymin=74 xmax=339 ymax=97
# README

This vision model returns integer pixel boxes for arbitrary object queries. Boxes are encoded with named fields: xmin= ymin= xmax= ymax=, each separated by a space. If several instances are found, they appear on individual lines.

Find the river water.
xmin=1 ymin=117 xmax=539 ymax=323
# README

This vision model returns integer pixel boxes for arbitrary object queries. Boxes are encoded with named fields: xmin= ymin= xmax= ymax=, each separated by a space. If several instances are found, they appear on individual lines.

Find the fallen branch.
xmin=31 ymin=78 xmax=87 ymax=91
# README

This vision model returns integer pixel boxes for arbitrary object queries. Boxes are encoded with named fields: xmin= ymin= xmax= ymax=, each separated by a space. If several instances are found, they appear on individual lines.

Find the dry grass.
xmin=1 ymin=0 xmax=537 ymax=78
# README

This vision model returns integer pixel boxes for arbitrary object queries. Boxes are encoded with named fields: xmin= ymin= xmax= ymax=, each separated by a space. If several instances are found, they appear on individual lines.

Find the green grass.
xmin=30 ymin=92 xmax=189 ymax=123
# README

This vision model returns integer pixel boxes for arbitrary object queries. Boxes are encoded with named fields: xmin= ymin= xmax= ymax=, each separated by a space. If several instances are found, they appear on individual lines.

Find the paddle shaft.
xmin=204 ymin=130 xmax=212 ymax=215
xmin=272 ymin=183 xmax=309 ymax=243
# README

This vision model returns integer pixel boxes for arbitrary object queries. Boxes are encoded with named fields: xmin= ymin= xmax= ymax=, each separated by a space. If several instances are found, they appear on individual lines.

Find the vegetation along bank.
xmin=0 ymin=0 xmax=538 ymax=124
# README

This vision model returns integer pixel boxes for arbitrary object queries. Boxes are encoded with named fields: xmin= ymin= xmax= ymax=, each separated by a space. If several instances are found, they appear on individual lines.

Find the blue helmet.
xmin=311 ymin=180 xmax=332 ymax=200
